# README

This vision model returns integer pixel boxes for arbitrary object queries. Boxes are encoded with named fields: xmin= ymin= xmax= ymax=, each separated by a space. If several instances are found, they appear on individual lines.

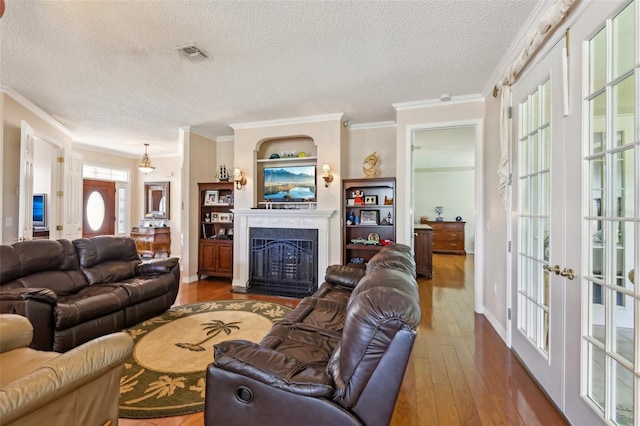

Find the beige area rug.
xmin=119 ymin=300 xmax=292 ymax=419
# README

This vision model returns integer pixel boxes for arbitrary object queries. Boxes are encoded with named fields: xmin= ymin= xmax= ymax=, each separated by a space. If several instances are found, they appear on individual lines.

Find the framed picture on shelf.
xmin=347 ymin=198 xmax=355 ymax=206
xmin=218 ymin=228 xmax=226 ymax=236
xmin=210 ymin=213 xmax=219 ymax=222
xmin=364 ymin=195 xmax=378 ymax=205
xmin=360 ymin=210 xmax=379 ymax=225
xmin=227 ymin=227 xmax=234 ymax=236
xmin=219 ymin=213 xmax=232 ymax=223
xmin=204 ymin=190 xmax=219 ymax=205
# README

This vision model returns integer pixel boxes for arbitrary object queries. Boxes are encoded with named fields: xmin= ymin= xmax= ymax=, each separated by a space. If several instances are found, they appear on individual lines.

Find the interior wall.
xmin=482 ymin=93 xmax=509 ymax=338
xmin=1 ymin=93 xmax=73 ymax=244
xmin=184 ymin=131 xmax=217 ymax=282
xmin=346 ymin=125 xmax=396 ymax=179
xmin=415 ymin=168 xmax=475 ymax=253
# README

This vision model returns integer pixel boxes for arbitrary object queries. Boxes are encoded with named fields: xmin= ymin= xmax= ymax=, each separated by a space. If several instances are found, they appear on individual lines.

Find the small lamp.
xmin=234 ymin=168 xmax=247 ymax=190
xmin=138 ymin=143 xmax=155 ymax=174
xmin=322 ymin=163 xmax=333 ymax=187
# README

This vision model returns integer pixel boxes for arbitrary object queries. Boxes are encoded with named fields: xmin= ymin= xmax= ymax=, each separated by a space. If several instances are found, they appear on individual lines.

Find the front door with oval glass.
xmin=83 ymin=179 xmax=115 ymax=238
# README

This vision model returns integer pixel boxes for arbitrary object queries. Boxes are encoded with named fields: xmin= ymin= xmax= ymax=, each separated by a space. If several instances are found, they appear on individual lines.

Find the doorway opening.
xmin=408 ymin=119 xmax=484 ymax=313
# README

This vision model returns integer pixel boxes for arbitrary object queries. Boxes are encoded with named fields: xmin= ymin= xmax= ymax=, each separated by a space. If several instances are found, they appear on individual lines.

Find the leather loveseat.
xmin=0 ymin=314 xmax=133 ymax=426
xmin=205 ymin=244 xmax=420 ymax=426
xmin=0 ymin=235 xmax=180 ymax=352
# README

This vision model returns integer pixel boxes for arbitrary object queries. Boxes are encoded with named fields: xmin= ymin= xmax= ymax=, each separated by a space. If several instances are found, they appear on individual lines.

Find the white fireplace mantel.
xmin=231 ymin=209 xmax=336 ymax=292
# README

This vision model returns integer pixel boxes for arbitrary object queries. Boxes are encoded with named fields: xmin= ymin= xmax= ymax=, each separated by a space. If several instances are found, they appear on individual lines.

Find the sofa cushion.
xmin=117 ymin=274 xmax=174 ymax=304
xmin=312 ymin=282 xmax=352 ymax=304
xmin=73 ymin=237 xmax=140 ymax=284
xmin=55 ymin=285 xmax=130 ymax=329
xmin=259 ymin=323 xmax=341 ymax=369
xmin=324 ymin=265 xmax=365 ymax=290
xmin=10 ymin=270 xmax=90 ymax=297
xmin=280 ymin=297 xmax=347 ymax=335
xmin=365 ymin=245 xmax=416 ymax=278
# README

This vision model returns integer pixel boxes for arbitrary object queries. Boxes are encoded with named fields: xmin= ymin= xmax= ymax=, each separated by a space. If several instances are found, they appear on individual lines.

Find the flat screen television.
xmin=33 ymin=193 xmax=47 ymax=229
xmin=263 ymin=165 xmax=316 ymax=202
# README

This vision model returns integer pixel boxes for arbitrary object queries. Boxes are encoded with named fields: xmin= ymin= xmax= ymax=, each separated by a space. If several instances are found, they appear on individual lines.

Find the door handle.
xmin=543 ymin=264 xmax=561 ymax=275
xmin=560 ymin=268 xmax=575 ymax=280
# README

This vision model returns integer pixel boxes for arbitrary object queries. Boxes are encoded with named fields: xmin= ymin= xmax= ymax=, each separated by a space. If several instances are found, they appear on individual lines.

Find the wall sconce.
xmin=322 ymin=163 xmax=333 ymax=187
xmin=233 ymin=168 xmax=247 ymax=190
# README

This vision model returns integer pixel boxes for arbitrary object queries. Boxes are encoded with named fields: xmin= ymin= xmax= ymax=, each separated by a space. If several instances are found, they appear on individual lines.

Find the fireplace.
xmin=231 ymin=209 xmax=335 ymax=295
xmin=249 ymin=228 xmax=318 ymax=297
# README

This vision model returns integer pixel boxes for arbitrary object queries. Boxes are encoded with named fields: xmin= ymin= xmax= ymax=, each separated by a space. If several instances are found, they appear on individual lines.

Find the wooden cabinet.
xmin=131 ymin=226 xmax=171 ymax=258
xmin=343 ymin=177 xmax=396 ymax=267
xmin=198 ymin=182 xmax=234 ymax=279
xmin=414 ymin=226 xmax=433 ymax=277
xmin=198 ymin=239 xmax=233 ymax=279
xmin=427 ymin=221 xmax=466 ymax=255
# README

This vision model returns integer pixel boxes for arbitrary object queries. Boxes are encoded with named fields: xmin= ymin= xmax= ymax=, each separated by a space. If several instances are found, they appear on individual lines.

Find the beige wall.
xmin=482 ymin=94 xmax=509 ymax=335
xmin=182 ymin=131 xmax=218 ymax=282
xmin=1 ymin=93 xmax=73 ymax=244
xmin=346 ymin=125 xmax=396 ymax=179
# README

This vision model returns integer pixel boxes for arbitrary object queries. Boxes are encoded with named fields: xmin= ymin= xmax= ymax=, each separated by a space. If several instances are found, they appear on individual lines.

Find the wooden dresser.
xmin=426 ymin=221 xmax=465 ymax=255
xmin=131 ymin=226 xmax=171 ymax=258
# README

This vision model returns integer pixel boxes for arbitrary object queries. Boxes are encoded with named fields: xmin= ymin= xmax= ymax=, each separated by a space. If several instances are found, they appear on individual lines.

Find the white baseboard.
xmin=481 ymin=309 xmax=508 ymax=345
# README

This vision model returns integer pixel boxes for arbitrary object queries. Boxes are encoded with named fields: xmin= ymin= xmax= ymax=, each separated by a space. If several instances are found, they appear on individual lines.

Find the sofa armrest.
xmin=0 ymin=331 xmax=134 ymax=423
xmin=213 ymin=340 xmax=333 ymax=397
xmin=136 ymin=257 xmax=179 ymax=275
xmin=0 ymin=314 xmax=33 ymax=353
xmin=324 ymin=265 xmax=366 ymax=290
xmin=0 ymin=288 xmax=57 ymax=305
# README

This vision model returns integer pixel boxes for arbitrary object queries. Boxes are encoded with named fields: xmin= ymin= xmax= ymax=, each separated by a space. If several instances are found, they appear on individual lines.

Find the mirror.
xmin=144 ymin=181 xmax=170 ymax=219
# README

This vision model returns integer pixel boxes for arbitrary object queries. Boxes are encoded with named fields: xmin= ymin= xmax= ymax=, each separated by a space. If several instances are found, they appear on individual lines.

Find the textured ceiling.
xmin=0 ymin=0 xmax=539 ymax=157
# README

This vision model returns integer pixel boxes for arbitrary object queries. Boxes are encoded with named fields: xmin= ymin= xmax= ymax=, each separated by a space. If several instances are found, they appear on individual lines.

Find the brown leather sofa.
xmin=0 ymin=235 xmax=180 ymax=352
xmin=0 ymin=313 xmax=133 ymax=426
xmin=205 ymin=244 xmax=420 ymax=426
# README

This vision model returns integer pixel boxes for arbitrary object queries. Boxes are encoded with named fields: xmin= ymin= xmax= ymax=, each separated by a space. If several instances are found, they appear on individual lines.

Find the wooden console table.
xmin=131 ymin=226 xmax=171 ymax=258
xmin=414 ymin=225 xmax=433 ymax=278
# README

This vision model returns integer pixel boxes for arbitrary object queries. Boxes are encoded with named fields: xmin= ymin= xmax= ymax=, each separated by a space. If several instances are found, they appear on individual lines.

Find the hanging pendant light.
xmin=138 ymin=143 xmax=155 ymax=174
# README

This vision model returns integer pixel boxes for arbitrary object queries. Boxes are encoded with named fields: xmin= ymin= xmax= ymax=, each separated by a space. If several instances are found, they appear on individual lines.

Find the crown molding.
xmin=73 ymin=141 xmax=139 ymax=159
xmin=215 ymin=135 xmax=234 ymax=142
xmin=230 ymin=113 xmax=344 ymax=130
xmin=348 ymin=121 xmax=397 ymax=131
xmin=1 ymin=86 xmax=73 ymax=138
xmin=392 ymin=94 xmax=483 ymax=111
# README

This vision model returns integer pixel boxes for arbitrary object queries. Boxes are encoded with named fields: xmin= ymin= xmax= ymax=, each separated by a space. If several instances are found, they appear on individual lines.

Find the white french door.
xmin=578 ymin=1 xmax=638 ymax=424
xmin=510 ymin=1 xmax=638 ymax=424
xmin=511 ymin=38 xmax=568 ymax=407
xmin=18 ymin=120 xmax=35 ymax=241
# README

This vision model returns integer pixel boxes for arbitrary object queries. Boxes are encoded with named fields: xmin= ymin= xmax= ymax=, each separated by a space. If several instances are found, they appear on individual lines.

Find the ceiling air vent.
xmin=175 ymin=44 xmax=211 ymax=62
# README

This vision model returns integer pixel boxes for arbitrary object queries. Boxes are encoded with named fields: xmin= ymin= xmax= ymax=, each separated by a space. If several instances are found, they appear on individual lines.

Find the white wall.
xmin=414 ymin=168 xmax=475 ymax=253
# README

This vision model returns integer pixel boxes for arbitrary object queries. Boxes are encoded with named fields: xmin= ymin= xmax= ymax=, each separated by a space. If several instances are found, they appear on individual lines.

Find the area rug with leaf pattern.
xmin=118 ymin=300 xmax=292 ymax=419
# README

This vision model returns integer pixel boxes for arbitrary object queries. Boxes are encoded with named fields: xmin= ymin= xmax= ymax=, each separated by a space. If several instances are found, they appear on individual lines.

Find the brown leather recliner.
xmin=0 ymin=236 xmax=180 ymax=352
xmin=0 ymin=314 xmax=133 ymax=426
xmin=205 ymin=245 xmax=420 ymax=426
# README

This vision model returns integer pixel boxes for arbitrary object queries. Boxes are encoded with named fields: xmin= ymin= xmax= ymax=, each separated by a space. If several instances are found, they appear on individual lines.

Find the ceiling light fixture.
xmin=138 ymin=143 xmax=155 ymax=174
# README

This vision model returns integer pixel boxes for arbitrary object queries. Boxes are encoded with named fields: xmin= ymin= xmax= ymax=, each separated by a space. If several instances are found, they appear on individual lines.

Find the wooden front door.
xmin=83 ymin=179 xmax=115 ymax=238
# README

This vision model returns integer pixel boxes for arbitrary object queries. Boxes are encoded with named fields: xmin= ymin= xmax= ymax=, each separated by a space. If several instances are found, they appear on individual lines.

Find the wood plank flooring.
xmin=120 ymin=254 xmax=568 ymax=426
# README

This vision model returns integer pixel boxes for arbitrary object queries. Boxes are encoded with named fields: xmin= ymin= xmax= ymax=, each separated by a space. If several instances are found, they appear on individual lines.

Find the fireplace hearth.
xmin=249 ymin=228 xmax=318 ymax=298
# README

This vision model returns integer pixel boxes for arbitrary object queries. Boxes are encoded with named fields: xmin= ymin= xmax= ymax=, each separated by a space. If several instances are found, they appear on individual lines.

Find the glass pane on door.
xmin=518 ymin=79 xmax=552 ymax=355
xmin=583 ymin=3 xmax=638 ymax=423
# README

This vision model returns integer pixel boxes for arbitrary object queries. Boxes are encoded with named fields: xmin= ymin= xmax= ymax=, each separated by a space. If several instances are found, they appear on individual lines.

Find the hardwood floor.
xmin=120 ymin=254 xmax=568 ymax=426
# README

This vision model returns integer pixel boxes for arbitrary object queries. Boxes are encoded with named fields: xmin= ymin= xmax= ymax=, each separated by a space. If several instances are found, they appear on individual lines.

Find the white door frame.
xmin=405 ymin=118 xmax=485 ymax=312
